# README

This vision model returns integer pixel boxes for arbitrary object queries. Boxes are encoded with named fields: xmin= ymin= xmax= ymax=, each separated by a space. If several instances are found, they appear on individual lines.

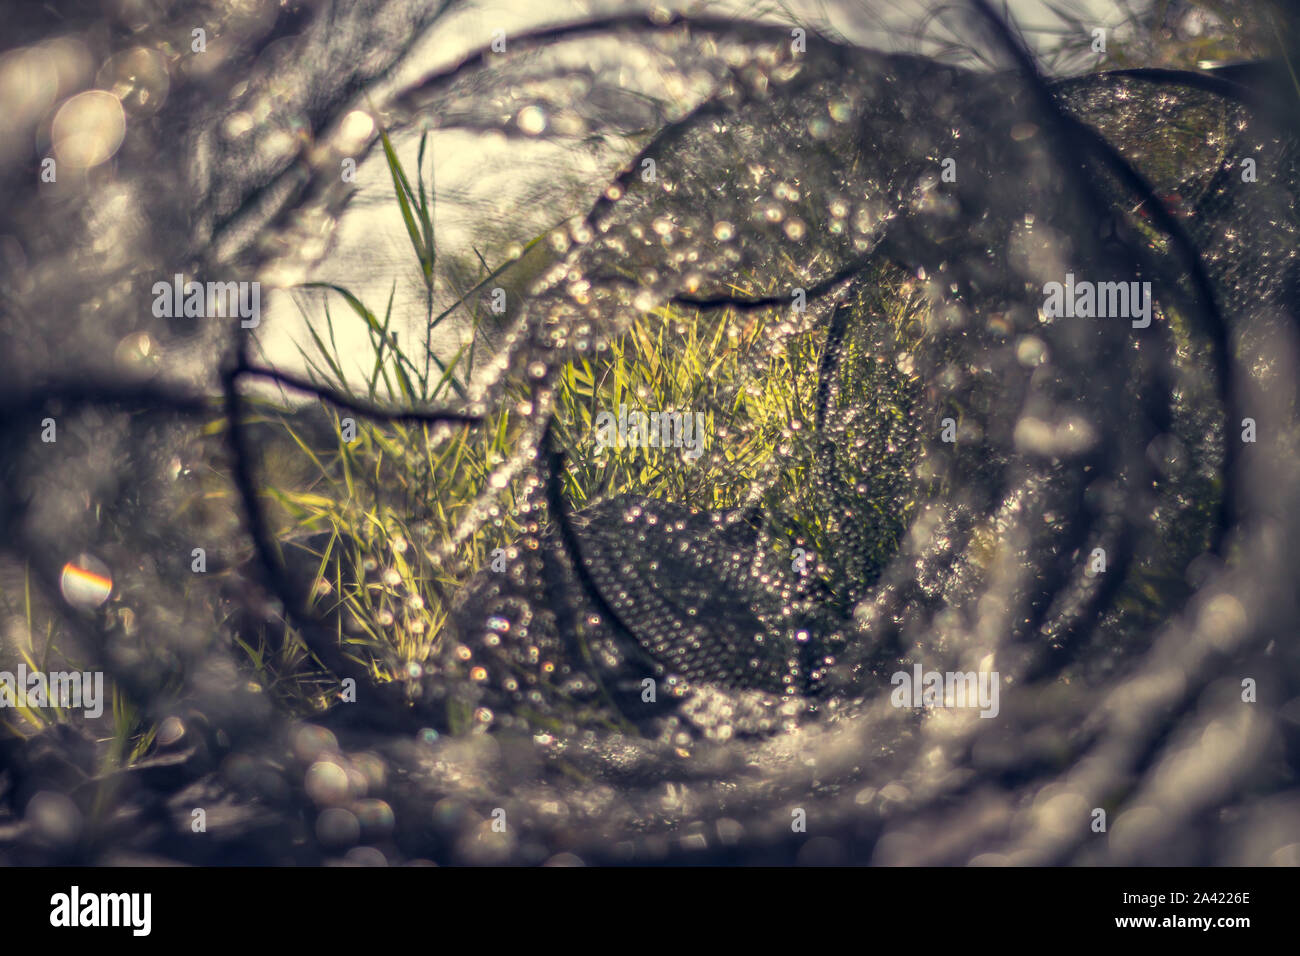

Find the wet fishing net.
xmin=1 ymin=0 xmax=1298 ymax=865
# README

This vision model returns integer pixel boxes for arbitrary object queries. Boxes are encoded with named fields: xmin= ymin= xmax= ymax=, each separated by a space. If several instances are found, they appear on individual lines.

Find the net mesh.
xmin=1 ymin=1 xmax=1298 ymax=865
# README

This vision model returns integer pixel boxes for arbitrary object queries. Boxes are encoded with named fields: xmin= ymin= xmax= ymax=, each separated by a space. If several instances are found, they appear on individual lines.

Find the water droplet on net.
xmin=60 ymin=554 xmax=112 ymax=609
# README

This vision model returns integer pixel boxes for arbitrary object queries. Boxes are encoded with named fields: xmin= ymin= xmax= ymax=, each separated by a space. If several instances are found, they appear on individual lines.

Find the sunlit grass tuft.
xmin=227 ymin=123 xmax=928 ymax=724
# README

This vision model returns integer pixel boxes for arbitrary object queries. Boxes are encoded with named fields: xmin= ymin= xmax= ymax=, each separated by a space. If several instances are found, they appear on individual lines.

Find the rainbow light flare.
xmin=59 ymin=554 xmax=113 ymax=609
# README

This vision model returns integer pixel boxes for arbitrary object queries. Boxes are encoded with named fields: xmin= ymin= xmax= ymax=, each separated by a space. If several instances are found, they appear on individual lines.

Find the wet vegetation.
xmin=1 ymin=0 xmax=1298 ymax=865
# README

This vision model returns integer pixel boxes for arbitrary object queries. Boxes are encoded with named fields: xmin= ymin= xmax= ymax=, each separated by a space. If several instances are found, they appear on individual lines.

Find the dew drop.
xmin=516 ymin=106 xmax=547 ymax=135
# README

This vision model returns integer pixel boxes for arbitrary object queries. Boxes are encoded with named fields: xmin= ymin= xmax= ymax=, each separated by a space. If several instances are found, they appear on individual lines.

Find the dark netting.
xmin=1 ymin=0 xmax=1298 ymax=865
